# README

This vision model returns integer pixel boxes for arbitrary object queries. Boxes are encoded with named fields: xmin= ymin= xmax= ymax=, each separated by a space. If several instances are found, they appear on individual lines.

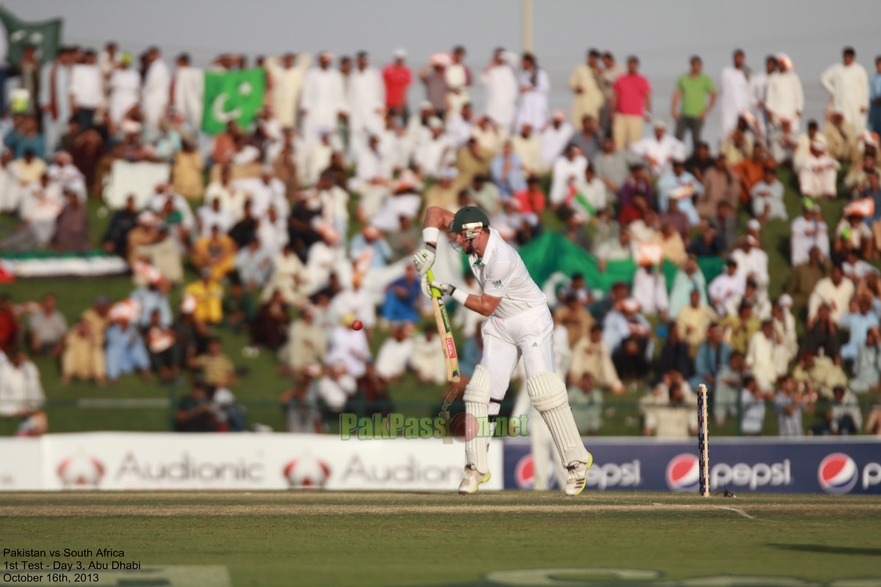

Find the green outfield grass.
xmin=1 ymin=491 xmax=879 ymax=586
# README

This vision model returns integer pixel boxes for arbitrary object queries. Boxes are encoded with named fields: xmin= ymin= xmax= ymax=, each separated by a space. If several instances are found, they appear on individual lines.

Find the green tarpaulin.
xmin=517 ymin=232 xmax=725 ymax=294
xmin=0 ymin=7 xmax=62 ymax=67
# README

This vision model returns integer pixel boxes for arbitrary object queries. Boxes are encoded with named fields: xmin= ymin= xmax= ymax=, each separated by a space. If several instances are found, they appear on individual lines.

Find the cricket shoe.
xmin=564 ymin=452 xmax=593 ymax=497
xmin=458 ymin=464 xmax=491 ymax=495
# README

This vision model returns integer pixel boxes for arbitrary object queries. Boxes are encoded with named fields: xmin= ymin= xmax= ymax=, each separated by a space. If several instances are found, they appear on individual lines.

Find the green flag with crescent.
xmin=0 ymin=6 xmax=62 ymax=66
xmin=201 ymin=68 xmax=265 ymax=135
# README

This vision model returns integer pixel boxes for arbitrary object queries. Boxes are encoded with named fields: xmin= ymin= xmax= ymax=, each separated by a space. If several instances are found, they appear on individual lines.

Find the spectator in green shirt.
xmin=671 ymin=56 xmax=717 ymax=152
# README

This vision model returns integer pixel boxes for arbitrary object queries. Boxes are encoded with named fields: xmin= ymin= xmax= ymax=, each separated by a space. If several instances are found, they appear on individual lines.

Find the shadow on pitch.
xmin=767 ymin=543 xmax=881 ymax=556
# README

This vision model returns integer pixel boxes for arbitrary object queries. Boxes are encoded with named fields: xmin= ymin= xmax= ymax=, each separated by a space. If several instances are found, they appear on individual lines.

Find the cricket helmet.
xmin=450 ymin=206 xmax=490 ymax=240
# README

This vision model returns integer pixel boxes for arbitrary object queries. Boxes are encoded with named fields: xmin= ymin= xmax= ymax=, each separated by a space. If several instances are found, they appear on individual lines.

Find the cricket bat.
xmin=426 ymin=269 xmax=460 ymax=382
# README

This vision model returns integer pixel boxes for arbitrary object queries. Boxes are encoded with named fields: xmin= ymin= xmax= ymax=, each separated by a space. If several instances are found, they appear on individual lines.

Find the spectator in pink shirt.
xmin=383 ymin=48 xmax=413 ymax=123
xmin=610 ymin=56 xmax=652 ymax=151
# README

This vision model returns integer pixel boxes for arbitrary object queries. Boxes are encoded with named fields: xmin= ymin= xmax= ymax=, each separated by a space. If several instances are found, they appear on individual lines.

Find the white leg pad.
xmin=527 ymin=371 xmax=590 ymax=467
xmin=464 ymin=365 xmax=491 ymax=474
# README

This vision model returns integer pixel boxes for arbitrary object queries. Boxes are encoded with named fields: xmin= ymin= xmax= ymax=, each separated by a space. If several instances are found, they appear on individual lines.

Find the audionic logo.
xmin=666 ymin=454 xmax=700 ymax=492
xmin=818 ymin=453 xmax=858 ymax=494
xmin=283 ymin=456 xmax=331 ymax=488
xmin=57 ymin=455 xmax=105 ymax=488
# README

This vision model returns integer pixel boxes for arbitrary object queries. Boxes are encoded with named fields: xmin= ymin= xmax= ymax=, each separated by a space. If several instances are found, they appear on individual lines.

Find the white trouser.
xmin=479 ymin=304 xmax=555 ymax=417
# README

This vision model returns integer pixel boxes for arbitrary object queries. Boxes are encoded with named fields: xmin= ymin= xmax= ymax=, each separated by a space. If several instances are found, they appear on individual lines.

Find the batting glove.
xmin=429 ymin=281 xmax=456 ymax=297
xmin=420 ymin=275 xmax=433 ymax=298
xmin=413 ymin=244 xmax=436 ymax=276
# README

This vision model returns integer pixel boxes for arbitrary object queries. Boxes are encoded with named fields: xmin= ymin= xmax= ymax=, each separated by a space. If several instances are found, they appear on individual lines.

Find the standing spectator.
xmin=419 ymin=55 xmax=449 ymax=119
xmin=515 ymin=52 xmax=550 ymax=132
xmin=279 ymin=366 xmax=322 ymax=433
xmin=265 ymin=53 xmax=311 ymax=130
xmin=480 ymin=48 xmax=518 ymax=133
xmin=750 ymin=166 xmax=787 ymax=223
xmin=141 ymin=47 xmax=171 ymax=142
xmin=69 ymin=49 xmax=103 ymax=129
xmin=250 ymin=290 xmax=290 ymax=352
xmin=740 ymin=375 xmax=767 ymax=436
xmin=300 ymin=52 xmax=347 ymax=143
xmin=445 ymin=46 xmax=471 ymax=118
xmin=719 ymin=49 xmax=752 ymax=138
xmin=820 ymin=47 xmax=869 ymax=133
xmin=746 ymin=320 xmax=780 ymax=393
xmin=28 ymin=294 xmax=67 ymax=356
xmin=689 ymin=323 xmax=731 ymax=397
xmin=610 ymin=55 xmax=652 ymax=151
xmin=766 ymin=54 xmax=804 ymax=132
xmin=568 ymin=49 xmax=605 ymax=129
xmin=775 ymin=375 xmax=809 ymax=436
xmin=671 ymin=55 xmax=717 ymax=151
xmin=870 ymin=56 xmax=881 ymax=136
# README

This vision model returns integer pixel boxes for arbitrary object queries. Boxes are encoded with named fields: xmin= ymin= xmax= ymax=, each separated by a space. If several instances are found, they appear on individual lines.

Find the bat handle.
xmin=426 ymin=269 xmax=442 ymax=298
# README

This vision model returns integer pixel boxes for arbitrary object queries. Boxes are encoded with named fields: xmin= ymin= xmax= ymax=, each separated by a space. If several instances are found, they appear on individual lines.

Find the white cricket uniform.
xmin=469 ymin=227 xmax=552 ymax=416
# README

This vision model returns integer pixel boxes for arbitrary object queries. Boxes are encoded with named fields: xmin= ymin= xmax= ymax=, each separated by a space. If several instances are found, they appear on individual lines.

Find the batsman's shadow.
xmin=767 ymin=543 xmax=881 ymax=556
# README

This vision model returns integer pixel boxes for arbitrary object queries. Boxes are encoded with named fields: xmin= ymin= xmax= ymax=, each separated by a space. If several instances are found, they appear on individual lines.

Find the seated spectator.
xmin=192 ymin=225 xmax=238 ymax=282
xmin=799 ymin=141 xmax=840 ymax=198
xmin=468 ymin=174 xmax=503 ymax=217
xmin=541 ymin=109 xmax=574 ymax=165
xmin=105 ymin=312 xmax=151 ymax=383
xmin=50 ymin=189 xmax=90 ymax=252
xmin=720 ymin=302 xmax=760 ymax=355
xmin=196 ymin=195 xmax=235 ymax=239
xmin=740 ymin=375 xmax=768 ymax=436
xmin=725 ymin=278 xmax=771 ymax=320
xmin=490 ymin=140 xmax=527 ymax=198
xmin=28 ymin=294 xmax=67 ymax=356
xmin=570 ymin=163 xmax=607 ymax=220
xmin=318 ymin=362 xmax=358 ymax=415
xmin=731 ymin=235 xmax=770 ymax=298
xmin=685 ymin=141 xmax=714 ymax=183
xmin=0 ymin=347 xmax=45 ymax=418
xmin=2 ymin=173 xmax=65 ymax=251
xmin=640 ymin=372 xmax=697 ymax=438
xmin=326 ymin=314 xmax=371 ymax=379
xmin=631 ymin=120 xmax=685 ymax=177
xmin=570 ymin=114 xmax=602 ymax=162
xmin=410 ymin=328 xmax=447 ymax=385
xmin=184 ymin=269 xmax=223 ymax=325
xmin=839 ymin=296 xmax=880 ymax=362
xmin=653 ymin=221 xmax=688 ymax=267
xmin=697 ymin=155 xmax=739 ymax=220
xmin=811 ymin=385 xmax=862 ymax=435
xmin=60 ymin=319 xmax=106 ymax=385
xmin=773 ymin=295 xmax=799 ymax=369
xmin=834 ymin=213 xmax=873 ymax=261
xmin=549 ymin=143 xmax=587 ymax=209
xmin=733 ymin=144 xmax=775 ymax=205
xmin=205 ymin=165 xmax=248 ymax=222
xmin=250 ymin=289 xmax=290 ymax=351
xmin=709 ymin=259 xmax=745 ymax=316
xmin=850 ymin=326 xmax=881 ymax=394
xmin=568 ymin=373 xmax=604 ymax=435
xmin=689 ymin=323 xmax=731 ymax=395
xmin=657 ymin=159 xmax=702 ymax=225
xmin=618 ymin=163 xmax=655 ymax=210
xmin=130 ymin=274 xmax=173 ymax=329
xmin=793 ymin=120 xmax=823 ymax=171
xmin=790 ymin=204 xmax=830 ymax=267
xmin=175 ymin=378 xmax=222 ymax=432
xmin=102 ymin=195 xmax=139 ymax=255
xmin=278 ymin=365 xmax=322 ymax=433
xmin=229 ymin=200 xmax=258 ymax=249
xmin=713 ymin=351 xmax=745 ymax=425
xmin=822 ymin=108 xmax=857 ymax=163
xmin=719 ymin=126 xmax=752 ymax=165
xmin=279 ymin=304 xmax=326 ymax=374
xmin=234 ymin=237 xmax=274 ymax=292
xmin=750 ymin=166 xmax=787 ymax=223
xmin=569 ymin=325 xmax=623 ymax=394
xmin=191 ymin=337 xmax=236 ymax=388
xmin=688 ymin=224 xmax=724 ymax=258
xmin=792 ymin=351 xmax=849 ymax=399
xmin=607 ymin=298 xmax=652 ymax=381
xmin=222 ymin=278 xmax=257 ymax=333
xmin=746 ymin=319 xmax=781 ymax=393
xmin=374 ymin=267 xmax=420 ymax=328
xmin=553 ymin=292 xmax=595 ymax=350
xmin=375 ymin=323 xmax=415 ymax=382
xmin=808 ymin=265 xmax=855 ymax=325
xmin=785 ymin=246 xmax=831 ymax=310
xmin=775 ymin=374 xmax=811 ymax=437
xmin=453 ymin=137 xmax=489 ymax=187
xmin=4 ymin=118 xmax=44 ymax=159
xmin=768 ymin=118 xmax=796 ymax=165
xmin=655 ymin=324 xmax=693 ymax=381
xmin=172 ymin=140 xmax=205 ymax=199
xmin=632 ymin=260 xmax=668 ymax=319
xmin=677 ymin=289 xmax=718 ymax=351
xmin=145 ymin=309 xmax=178 ymax=383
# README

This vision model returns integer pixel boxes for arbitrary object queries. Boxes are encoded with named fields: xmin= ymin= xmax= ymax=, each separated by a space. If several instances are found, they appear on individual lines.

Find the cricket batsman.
xmin=413 ymin=205 xmax=593 ymax=496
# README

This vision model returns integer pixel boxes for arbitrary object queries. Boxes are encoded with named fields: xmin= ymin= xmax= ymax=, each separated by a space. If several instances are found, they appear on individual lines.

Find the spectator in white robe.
xmin=808 ymin=265 xmax=855 ymax=325
xmin=328 ymin=278 xmax=376 ymax=332
xmin=348 ymin=51 xmax=385 ymax=157
xmin=256 ymin=205 xmax=289 ymax=256
xmin=374 ymin=323 xmax=415 ymax=381
xmin=750 ymin=166 xmax=787 ymax=222
xmin=377 ymin=114 xmax=409 ymax=170
xmin=235 ymin=237 xmax=274 ymax=291
xmin=510 ymin=122 xmax=545 ymax=176
xmin=731 ymin=235 xmax=770 ymax=296
xmin=541 ymin=109 xmax=574 ymax=165
xmin=746 ymin=320 xmax=780 ymax=393
xmin=470 ymin=115 xmax=505 ymax=157
xmin=719 ymin=49 xmax=752 ymax=138
xmin=303 ymin=131 xmax=334 ymax=186
xmin=233 ymin=166 xmax=288 ymax=220
xmin=204 ymin=166 xmax=248 ymax=222
xmin=480 ymin=48 xmax=518 ymax=133
xmin=69 ymin=50 xmax=103 ymax=129
xmin=262 ymin=244 xmax=310 ymax=305
xmin=445 ymin=46 xmax=471 ymax=118
xmin=39 ymin=48 xmax=73 ymax=155
xmin=445 ymin=102 xmax=475 ymax=149
xmin=0 ymin=349 xmax=45 ymax=418
xmin=265 ymin=53 xmax=311 ymax=129
xmin=107 ymin=53 xmax=141 ymax=126
xmin=414 ymin=117 xmax=453 ymax=179
xmin=630 ymin=120 xmax=686 ymax=177
xmin=790 ymin=206 xmax=830 ymax=267
xmin=820 ymin=47 xmax=870 ymax=133
xmin=148 ymin=187 xmax=195 ymax=234
xmin=47 ymin=152 xmax=86 ymax=203
xmin=300 ymin=52 xmax=348 ymax=144
xmin=792 ymin=120 xmax=825 ymax=171
xmin=549 ymin=144 xmax=587 ymax=208
xmin=798 ymin=141 xmax=840 ymax=199
xmin=325 ymin=316 xmax=371 ymax=379
xmin=409 ymin=328 xmax=448 ymax=385
xmin=749 ymin=55 xmax=777 ymax=139
xmin=196 ymin=196 xmax=235 ymax=238
xmin=349 ymin=135 xmax=392 ymax=220
xmin=141 ymin=47 xmax=171 ymax=142
xmin=170 ymin=53 xmax=204 ymax=132
xmin=709 ymin=260 xmax=746 ymax=316
xmin=515 ymin=52 xmax=550 ymax=131
xmin=766 ymin=54 xmax=804 ymax=132
xmin=316 ymin=363 xmax=357 ymax=414
xmin=633 ymin=263 xmax=669 ymax=319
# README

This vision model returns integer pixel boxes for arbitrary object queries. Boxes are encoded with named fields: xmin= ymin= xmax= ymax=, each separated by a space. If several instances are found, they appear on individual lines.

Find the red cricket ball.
xmin=352 ymin=320 xmax=363 ymax=331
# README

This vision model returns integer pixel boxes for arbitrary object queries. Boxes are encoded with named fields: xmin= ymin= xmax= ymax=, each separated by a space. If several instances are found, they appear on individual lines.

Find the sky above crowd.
xmin=7 ymin=0 xmax=881 ymax=144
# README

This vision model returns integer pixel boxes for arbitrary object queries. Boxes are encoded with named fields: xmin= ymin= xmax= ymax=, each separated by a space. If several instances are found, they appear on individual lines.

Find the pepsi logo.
xmin=666 ymin=454 xmax=700 ymax=492
xmin=283 ymin=456 xmax=331 ymax=488
xmin=514 ymin=454 xmax=535 ymax=489
xmin=57 ymin=455 xmax=105 ymax=488
xmin=818 ymin=453 xmax=858 ymax=494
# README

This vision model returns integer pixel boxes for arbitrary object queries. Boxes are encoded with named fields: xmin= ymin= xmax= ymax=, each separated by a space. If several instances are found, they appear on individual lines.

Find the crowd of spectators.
xmin=1 ymin=40 xmax=880 ymax=437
